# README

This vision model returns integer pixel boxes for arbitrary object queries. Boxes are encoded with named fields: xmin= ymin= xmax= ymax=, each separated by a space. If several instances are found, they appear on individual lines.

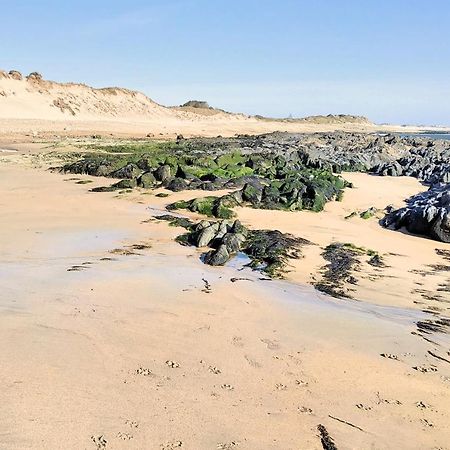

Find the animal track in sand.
xmin=161 ymin=440 xmax=183 ymax=449
xmin=135 ymin=367 xmax=153 ymax=377
xmin=244 ymin=355 xmax=261 ymax=368
xmin=413 ymin=365 xmax=438 ymax=373
xmin=231 ymin=336 xmax=244 ymax=347
xmin=117 ymin=431 xmax=133 ymax=440
xmin=260 ymin=338 xmax=280 ymax=350
xmin=415 ymin=401 xmax=432 ymax=409
xmin=166 ymin=360 xmax=180 ymax=368
xmin=298 ymin=406 xmax=313 ymax=414
xmin=356 ymin=403 xmax=372 ymax=411
xmin=217 ymin=442 xmax=239 ymax=449
xmin=421 ymin=418 xmax=434 ymax=428
xmin=201 ymin=278 xmax=212 ymax=293
xmin=125 ymin=420 xmax=139 ymax=428
xmin=380 ymin=353 xmax=399 ymax=360
xmin=91 ymin=435 xmax=107 ymax=449
xmin=209 ymin=366 xmax=221 ymax=374
xmin=275 ymin=383 xmax=288 ymax=391
xmin=376 ymin=392 xmax=402 ymax=406
xmin=221 ymin=384 xmax=234 ymax=390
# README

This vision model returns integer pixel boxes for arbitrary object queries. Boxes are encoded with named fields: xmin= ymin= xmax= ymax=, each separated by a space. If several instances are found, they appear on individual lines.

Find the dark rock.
xmin=204 ymin=244 xmax=230 ymax=266
xmin=138 ymin=172 xmax=157 ymax=188
xmin=154 ymin=165 xmax=172 ymax=182
xmin=110 ymin=163 xmax=141 ymax=179
xmin=165 ymin=177 xmax=189 ymax=192
xmin=222 ymin=232 xmax=246 ymax=253
xmin=196 ymin=223 xmax=220 ymax=247
xmin=382 ymin=184 xmax=450 ymax=243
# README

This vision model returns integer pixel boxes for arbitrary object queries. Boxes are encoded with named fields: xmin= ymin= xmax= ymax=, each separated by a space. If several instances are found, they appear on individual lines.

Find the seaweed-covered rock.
xmin=244 ymin=230 xmax=311 ymax=277
xmin=91 ymin=178 xmax=137 ymax=192
xmin=138 ymin=172 xmax=157 ymax=188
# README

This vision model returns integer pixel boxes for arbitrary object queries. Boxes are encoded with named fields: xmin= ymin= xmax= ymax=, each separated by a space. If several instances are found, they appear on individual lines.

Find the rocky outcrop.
xmin=181 ymin=100 xmax=211 ymax=109
xmin=63 ymin=131 xmax=450 ymax=242
xmin=156 ymin=215 xmax=311 ymax=277
xmin=382 ymin=185 xmax=450 ymax=243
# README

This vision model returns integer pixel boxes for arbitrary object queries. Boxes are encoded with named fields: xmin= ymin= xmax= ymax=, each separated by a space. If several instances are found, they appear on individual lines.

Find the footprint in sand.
xmin=356 ymin=403 xmax=372 ymax=411
xmin=260 ymin=338 xmax=280 ymax=350
xmin=125 ymin=420 xmax=139 ymax=429
xmin=244 ymin=355 xmax=261 ymax=368
xmin=117 ymin=432 xmax=133 ymax=440
xmin=297 ymin=406 xmax=313 ymax=414
xmin=420 ymin=418 xmax=434 ymax=428
xmin=209 ymin=366 xmax=221 ymax=374
xmin=376 ymin=392 xmax=402 ymax=405
xmin=91 ymin=435 xmax=107 ymax=449
xmin=135 ymin=367 xmax=153 ymax=377
xmin=275 ymin=383 xmax=288 ymax=391
xmin=166 ymin=360 xmax=180 ymax=368
xmin=221 ymin=384 xmax=234 ymax=390
xmin=413 ymin=365 xmax=438 ymax=373
xmin=231 ymin=336 xmax=244 ymax=347
xmin=217 ymin=442 xmax=239 ymax=449
xmin=161 ymin=441 xmax=183 ymax=449
xmin=415 ymin=401 xmax=431 ymax=409
xmin=380 ymin=353 xmax=399 ymax=361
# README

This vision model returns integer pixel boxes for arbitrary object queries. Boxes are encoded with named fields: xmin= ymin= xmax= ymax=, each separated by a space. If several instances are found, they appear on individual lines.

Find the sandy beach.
xmin=2 ymin=2 xmax=450 ymax=448
xmin=1 ymin=146 xmax=450 ymax=450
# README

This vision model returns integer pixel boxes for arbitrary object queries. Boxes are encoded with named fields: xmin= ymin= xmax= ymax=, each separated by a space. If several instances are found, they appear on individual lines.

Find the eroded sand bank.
xmin=1 ymin=159 xmax=450 ymax=449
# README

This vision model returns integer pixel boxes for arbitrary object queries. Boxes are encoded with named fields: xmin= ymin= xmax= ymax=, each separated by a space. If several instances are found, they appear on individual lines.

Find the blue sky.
xmin=1 ymin=0 xmax=449 ymax=124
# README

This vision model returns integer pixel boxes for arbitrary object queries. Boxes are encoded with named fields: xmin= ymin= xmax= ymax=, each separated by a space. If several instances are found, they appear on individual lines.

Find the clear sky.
xmin=1 ymin=0 xmax=449 ymax=125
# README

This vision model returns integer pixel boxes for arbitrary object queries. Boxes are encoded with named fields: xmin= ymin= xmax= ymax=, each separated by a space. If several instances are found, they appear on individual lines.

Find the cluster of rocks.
xmin=65 ymin=147 xmax=348 ymax=213
xmin=372 ymin=143 xmax=450 ymax=184
xmin=157 ymin=215 xmax=310 ymax=277
xmin=63 ymin=131 xmax=450 ymax=242
xmin=382 ymin=185 xmax=450 ymax=243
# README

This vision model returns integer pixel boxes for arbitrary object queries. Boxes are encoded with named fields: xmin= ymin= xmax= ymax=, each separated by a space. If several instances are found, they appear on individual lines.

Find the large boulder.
xmin=382 ymin=185 xmax=450 ymax=243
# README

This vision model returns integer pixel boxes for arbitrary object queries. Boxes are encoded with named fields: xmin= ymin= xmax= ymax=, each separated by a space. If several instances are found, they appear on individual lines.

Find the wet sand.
xmin=1 ymin=158 xmax=450 ymax=449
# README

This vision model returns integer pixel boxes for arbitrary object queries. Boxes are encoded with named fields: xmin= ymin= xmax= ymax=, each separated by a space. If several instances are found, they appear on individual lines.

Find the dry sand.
xmin=1 ymin=150 xmax=450 ymax=449
xmin=236 ymin=173 xmax=450 ymax=311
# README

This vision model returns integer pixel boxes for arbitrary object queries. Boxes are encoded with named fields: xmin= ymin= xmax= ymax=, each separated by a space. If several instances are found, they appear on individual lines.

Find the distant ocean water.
xmin=399 ymin=132 xmax=450 ymax=141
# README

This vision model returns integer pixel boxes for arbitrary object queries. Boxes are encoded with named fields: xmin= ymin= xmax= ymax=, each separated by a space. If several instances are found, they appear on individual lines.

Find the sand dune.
xmin=1 ymin=70 xmax=448 ymax=140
